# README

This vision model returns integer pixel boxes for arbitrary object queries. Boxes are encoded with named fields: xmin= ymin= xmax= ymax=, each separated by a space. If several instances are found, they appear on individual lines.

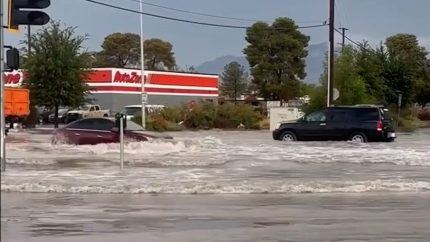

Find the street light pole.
xmin=139 ymin=1 xmax=146 ymax=130
xmin=1 ymin=0 xmax=7 ymax=172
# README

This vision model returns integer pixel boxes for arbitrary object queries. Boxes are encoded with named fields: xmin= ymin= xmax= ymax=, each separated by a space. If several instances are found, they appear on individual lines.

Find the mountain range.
xmin=195 ymin=42 xmax=327 ymax=84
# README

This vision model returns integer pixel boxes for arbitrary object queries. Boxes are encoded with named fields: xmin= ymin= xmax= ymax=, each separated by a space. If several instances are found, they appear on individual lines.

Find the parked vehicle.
xmin=66 ymin=105 xmax=110 ymax=123
xmin=4 ymin=87 xmax=30 ymax=128
xmin=48 ymin=108 xmax=70 ymax=123
xmin=52 ymin=118 xmax=172 ymax=145
xmin=121 ymin=104 xmax=165 ymax=120
xmin=272 ymin=105 xmax=396 ymax=143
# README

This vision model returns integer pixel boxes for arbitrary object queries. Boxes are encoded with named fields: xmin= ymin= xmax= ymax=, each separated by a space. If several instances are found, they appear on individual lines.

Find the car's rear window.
xmin=355 ymin=108 xmax=380 ymax=121
xmin=379 ymin=108 xmax=391 ymax=120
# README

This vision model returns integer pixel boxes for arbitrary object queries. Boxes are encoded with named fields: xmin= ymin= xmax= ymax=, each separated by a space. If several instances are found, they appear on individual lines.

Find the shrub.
xmin=183 ymin=102 xmax=217 ymax=129
xmin=132 ymin=101 xmax=262 ymax=131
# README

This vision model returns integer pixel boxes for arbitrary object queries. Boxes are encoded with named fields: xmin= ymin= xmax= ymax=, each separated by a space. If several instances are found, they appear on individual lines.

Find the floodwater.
xmin=1 ymin=129 xmax=430 ymax=241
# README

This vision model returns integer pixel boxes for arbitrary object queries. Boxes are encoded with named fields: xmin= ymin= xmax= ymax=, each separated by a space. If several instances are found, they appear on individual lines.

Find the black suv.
xmin=272 ymin=106 xmax=396 ymax=142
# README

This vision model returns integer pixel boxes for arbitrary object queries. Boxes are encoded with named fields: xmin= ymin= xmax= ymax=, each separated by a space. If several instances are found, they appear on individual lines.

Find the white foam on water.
xmin=2 ymin=179 xmax=429 ymax=194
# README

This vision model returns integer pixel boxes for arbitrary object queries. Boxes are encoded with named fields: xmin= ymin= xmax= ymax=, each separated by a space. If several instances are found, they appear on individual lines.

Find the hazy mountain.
xmin=195 ymin=42 xmax=327 ymax=84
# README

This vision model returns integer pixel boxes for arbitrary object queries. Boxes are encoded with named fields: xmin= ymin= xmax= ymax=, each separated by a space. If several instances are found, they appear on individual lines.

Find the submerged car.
xmin=272 ymin=105 xmax=396 ymax=143
xmin=52 ymin=118 xmax=172 ymax=145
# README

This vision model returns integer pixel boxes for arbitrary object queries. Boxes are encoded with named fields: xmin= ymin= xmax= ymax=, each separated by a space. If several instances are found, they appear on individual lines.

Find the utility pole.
xmin=327 ymin=0 xmax=335 ymax=107
xmin=1 ymin=0 xmax=6 ymax=172
xmin=340 ymin=27 xmax=348 ymax=49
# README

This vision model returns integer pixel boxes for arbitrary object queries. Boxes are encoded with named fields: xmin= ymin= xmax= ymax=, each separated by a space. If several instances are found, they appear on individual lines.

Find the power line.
xmin=334 ymin=28 xmax=367 ymax=49
xmin=127 ymin=0 xmax=262 ymax=22
xmin=126 ymin=0 xmax=325 ymax=24
xmin=82 ymin=0 xmax=328 ymax=30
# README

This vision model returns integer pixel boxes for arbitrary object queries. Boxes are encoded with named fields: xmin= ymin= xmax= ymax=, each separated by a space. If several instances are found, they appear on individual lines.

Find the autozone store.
xmin=4 ymin=68 xmax=219 ymax=113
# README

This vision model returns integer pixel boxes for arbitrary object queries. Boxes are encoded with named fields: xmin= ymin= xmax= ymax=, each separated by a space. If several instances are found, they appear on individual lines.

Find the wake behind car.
xmin=273 ymin=105 xmax=396 ymax=143
xmin=52 ymin=118 xmax=172 ymax=145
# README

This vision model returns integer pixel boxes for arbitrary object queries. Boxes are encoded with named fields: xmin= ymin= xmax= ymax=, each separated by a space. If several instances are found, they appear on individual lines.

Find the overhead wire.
xmin=82 ymin=0 xmax=328 ymax=30
xmin=334 ymin=28 xmax=372 ymax=51
xmin=125 ymin=0 xmax=325 ymax=24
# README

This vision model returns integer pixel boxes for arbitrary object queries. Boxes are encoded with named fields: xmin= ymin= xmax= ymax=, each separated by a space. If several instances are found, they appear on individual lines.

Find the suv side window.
xmin=356 ymin=108 xmax=380 ymax=121
xmin=327 ymin=110 xmax=347 ymax=122
xmin=95 ymin=106 xmax=100 ymax=111
xmin=306 ymin=111 xmax=326 ymax=122
xmin=89 ymin=106 xmax=95 ymax=112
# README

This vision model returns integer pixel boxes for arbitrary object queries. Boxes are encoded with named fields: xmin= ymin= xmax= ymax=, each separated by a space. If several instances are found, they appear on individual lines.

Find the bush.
xmin=183 ymin=102 xmax=217 ymax=129
xmin=132 ymin=101 xmax=262 ymax=131
xmin=418 ymin=107 xmax=430 ymax=121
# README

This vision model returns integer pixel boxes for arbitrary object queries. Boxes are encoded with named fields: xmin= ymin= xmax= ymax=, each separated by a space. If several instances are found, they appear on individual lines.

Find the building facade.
xmin=4 ymin=68 xmax=219 ymax=113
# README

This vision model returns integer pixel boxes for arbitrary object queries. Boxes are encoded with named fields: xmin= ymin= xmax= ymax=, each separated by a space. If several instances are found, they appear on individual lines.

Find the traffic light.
xmin=6 ymin=48 xmax=20 ymax=70
xmin=8 ymin=0 xmax=51 ymax=30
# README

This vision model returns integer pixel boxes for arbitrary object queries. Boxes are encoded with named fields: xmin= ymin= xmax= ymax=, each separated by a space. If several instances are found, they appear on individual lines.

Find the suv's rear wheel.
xmin=280 ymin=131 xmax=297 ymax=141
xmin=349 ymin=132 xmax=368 ymax=143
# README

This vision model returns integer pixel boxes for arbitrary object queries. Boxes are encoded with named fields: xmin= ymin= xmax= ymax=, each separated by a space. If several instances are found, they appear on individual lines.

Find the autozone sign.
xmin=113 ymin=70 xmax=147 ymax=83
xmin=3 ymin=71 xmax=24 ymax=87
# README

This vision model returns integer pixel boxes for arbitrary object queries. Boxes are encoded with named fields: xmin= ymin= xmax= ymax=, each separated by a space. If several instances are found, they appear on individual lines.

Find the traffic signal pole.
xmin=1 ymin=0 xmax=7 ymax=172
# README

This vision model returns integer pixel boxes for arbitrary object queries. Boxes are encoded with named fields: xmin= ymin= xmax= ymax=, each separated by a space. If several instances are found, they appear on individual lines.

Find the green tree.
xmin=354 ymin=43 xmax=386 ymax=102
xmin=244 ymin=17 xmax=309 ymax=102
xmin=23 ymin=22 xmax=89 ymax=128
xmin=144 ymin=38 xmax=176 ymax=70
xmin=334 ymin=46 xmax=375 ymax=105
xmin=94 ymin=33 xmax=140 ymax=68
xmin=93 ymin=34 xmax=176 ymax=70
xmin=383 ymin=34 xmax=429 ymax=105
xmin=220 ymin=62 xmax=248 ymax=101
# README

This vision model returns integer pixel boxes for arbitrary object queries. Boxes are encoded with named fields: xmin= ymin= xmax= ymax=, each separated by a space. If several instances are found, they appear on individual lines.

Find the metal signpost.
xmin=120 ymin=115 xmax=124 ymax=169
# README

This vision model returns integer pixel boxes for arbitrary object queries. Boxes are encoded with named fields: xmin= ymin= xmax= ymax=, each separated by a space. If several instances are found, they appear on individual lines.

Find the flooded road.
xmin=2 ymin=129 xmax=430 ymax=241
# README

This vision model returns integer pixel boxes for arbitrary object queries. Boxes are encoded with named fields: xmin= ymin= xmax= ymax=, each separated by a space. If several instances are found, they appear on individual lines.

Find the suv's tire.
xmin=280 ymin=131 xmax=297 ymax=141
xmin=349 ymin=132 xmax=368 ymax=143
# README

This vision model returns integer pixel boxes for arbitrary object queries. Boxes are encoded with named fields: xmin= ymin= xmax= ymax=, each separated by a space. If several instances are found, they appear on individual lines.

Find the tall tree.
xmin=383 ymin=34 xmax=429 ymax=105
xmin=93 ymin=34 xmax=176 ymax=70
xmin=94 ymin=33 xmax=140 ymax=68
xmin=220 ymin=62 xmax=248 ymax=101
xmin=23 ymin=22 xmax=89 ymax=128
xmin=334 ymin=46 xmax=375 ymax=105
xmin=144 ymin=38 xmax=176 ymax=70
xmin=244 ymin=17 xmax=309 ymax=102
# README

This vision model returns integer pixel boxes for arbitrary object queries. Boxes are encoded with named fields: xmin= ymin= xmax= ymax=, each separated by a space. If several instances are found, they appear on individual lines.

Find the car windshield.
xmin=77 ymin=105 xmax=91 ymax=110
xmin=58 ymin=109 xmax=68 ymax=115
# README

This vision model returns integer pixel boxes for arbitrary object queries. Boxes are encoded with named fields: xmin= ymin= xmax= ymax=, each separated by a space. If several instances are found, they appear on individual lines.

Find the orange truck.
xmin=4 ymin=87 xmax=30 ymax=127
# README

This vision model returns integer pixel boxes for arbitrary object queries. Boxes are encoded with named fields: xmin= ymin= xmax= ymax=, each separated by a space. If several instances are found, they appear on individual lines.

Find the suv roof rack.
xmin=353 ymin=104 xmax=384 ymax=107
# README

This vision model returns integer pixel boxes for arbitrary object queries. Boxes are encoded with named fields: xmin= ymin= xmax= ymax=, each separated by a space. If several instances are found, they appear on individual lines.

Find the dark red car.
xmin=52 ymin=118 xmax=171 ymax=145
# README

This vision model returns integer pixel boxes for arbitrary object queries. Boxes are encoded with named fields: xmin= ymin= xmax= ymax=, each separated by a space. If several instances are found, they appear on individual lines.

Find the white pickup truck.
xmin=65 ymin=105 xmax=110 ymax=123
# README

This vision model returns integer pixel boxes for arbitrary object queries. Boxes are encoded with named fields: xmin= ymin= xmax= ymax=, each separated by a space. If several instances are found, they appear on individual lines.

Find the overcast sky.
xmin=3 ymin=0 xmax=430 ymax=68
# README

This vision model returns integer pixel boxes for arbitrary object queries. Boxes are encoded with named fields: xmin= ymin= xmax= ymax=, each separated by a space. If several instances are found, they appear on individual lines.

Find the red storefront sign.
xmin=113 ymin=71 xmax=148 ymax=83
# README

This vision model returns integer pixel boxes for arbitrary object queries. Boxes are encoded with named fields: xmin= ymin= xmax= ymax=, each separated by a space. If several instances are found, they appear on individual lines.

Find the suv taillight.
xmin=377 ymin=120 xmax=383 ymax=132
